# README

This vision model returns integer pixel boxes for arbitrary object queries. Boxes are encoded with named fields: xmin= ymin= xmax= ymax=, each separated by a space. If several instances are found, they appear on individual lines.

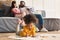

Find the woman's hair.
xmin=23 ymin=14 xmax=38 ymax=24
xmin=19 ymin=1 xmax=25 ymax=8
xmin=11 ymin=1 xmax=16 ymax=8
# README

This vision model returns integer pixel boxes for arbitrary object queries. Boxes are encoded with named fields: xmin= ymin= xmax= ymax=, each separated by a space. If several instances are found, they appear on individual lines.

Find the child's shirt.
xmin=19 ymin=24 xmax=36 ymax=37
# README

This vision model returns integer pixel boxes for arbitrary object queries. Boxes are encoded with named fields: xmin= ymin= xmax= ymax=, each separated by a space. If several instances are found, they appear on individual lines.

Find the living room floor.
xmin=0 ymin=31 xmax=60 ymax=40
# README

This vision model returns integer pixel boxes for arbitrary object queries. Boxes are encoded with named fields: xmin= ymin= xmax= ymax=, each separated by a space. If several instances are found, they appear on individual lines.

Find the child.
xmin=19 ymin=14 xmax=38 ymax=37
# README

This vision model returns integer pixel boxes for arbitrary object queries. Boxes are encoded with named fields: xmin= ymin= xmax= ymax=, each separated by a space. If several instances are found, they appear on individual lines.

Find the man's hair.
xmin=23 ymin=14 xmax=38 ymax=24
xmin=19 ymin=1 xmax=25 ymax=8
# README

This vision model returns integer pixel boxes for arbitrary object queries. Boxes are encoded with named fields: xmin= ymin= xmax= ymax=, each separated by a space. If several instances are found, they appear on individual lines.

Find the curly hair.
xmin=23 ymin=14 xmax=38 ymax=24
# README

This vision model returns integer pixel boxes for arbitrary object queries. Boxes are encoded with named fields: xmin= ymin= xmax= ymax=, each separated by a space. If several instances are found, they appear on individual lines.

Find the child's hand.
xmin=18 ymin=19 xmax=22 ymax=24
xmin=21 ymin=20 xmax=26 ymax=26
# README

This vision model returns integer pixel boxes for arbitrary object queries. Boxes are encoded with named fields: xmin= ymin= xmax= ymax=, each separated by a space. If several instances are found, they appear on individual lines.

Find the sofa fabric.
xmin=0 ymin=15 xmax=60 ymax=32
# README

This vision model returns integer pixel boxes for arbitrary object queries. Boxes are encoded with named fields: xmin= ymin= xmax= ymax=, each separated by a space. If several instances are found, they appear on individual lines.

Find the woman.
xmin=8 ymin=1 xmax=16 ymax=17
xmin=9 ymin=1 xmax=17 ymax=17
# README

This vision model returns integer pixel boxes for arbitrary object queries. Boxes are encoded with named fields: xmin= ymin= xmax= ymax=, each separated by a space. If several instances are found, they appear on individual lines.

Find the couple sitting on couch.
xmin=10 ymin=1 xmax=31 ymax=17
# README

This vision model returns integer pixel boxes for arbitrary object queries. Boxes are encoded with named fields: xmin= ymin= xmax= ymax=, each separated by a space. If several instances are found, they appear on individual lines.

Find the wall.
xmin=55 ymin=0 xmax=60 ymax=18
xmin=0 ymin=0 xmax=14 ymax=8
xmin=44 ymin=0 xmax=56 ymax=18
xmin=44 ymin=0 xmax=60 ymax=18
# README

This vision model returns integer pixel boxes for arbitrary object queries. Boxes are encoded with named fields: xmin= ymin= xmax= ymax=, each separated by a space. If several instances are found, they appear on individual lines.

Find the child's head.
xmin=23 ymin=14 xmax=38 ymax=29
xmin=23 ymin=14 xmax=38 ymax=25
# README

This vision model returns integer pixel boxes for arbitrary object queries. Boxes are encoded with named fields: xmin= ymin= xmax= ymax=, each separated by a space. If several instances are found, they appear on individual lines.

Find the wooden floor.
xmin=0 ymin=31 xmax=60 ymax=40
xmin=0 ymin=33 xmax=15 ymax=40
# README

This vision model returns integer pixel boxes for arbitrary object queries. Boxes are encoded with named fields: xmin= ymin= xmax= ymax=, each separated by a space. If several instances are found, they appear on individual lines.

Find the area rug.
xmin=8 ymin=33 xmax=60 ymax=40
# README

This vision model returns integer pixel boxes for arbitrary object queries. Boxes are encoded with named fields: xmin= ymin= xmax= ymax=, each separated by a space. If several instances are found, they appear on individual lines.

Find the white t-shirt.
xmin=19 ymin=7 xmax=30 ymax=17
xmin=20 ymin=7 xmax=27 ymax=17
